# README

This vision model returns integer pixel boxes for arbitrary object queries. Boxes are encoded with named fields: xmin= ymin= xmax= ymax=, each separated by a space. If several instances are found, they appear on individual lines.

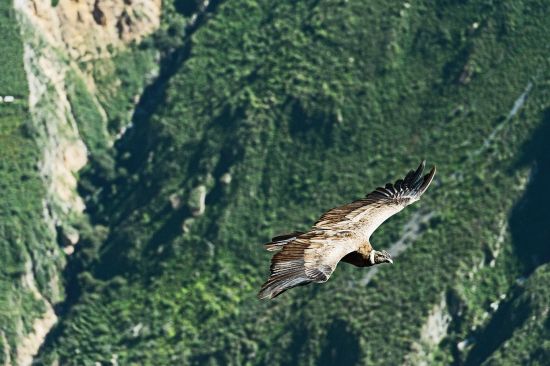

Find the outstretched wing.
xmin=314 ymin=160 xmax=436 ymax=238
xmin=258 ymin=230 xmax=354 ymax=299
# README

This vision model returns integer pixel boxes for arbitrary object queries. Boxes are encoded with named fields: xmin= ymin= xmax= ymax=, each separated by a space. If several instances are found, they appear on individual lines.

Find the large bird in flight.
xmin=258 ymin=160 xmax=436 ymax=299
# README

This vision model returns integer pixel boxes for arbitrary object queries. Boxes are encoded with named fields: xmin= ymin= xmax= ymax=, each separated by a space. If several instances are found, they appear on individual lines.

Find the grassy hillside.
xmin=3 ymin=0 xmax=550 ymax=365
xmin=0 ymin=2 xmax=64 ymax=363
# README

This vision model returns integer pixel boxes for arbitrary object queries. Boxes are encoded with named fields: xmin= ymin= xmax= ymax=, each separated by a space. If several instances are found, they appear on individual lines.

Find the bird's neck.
xmin=357 ymin=242 xmax=372 ymax=256
xmin=368 ymin=250 xmax=376 ymax=265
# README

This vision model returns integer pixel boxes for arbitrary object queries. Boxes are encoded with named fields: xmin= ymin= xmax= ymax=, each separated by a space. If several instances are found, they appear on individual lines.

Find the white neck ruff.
xmin=369 ymin=250 xmax=376 ymax=265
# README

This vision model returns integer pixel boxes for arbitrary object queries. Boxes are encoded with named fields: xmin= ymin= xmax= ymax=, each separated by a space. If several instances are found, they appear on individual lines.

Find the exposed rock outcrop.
xmin=188 ymin=185 xmax=207 ymax=217
xmin=404 ymin=294 xmax=452 ymax=366
xmin=18 ymin=0 xmax=161 ymax=61
xmin=16 ymin=262 xmax=58 ymax=366
xmin=1 ymin=331 xmax=11 ymax=366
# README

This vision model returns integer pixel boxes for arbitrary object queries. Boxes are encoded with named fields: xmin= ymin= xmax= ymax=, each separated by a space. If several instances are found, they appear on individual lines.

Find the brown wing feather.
xmin=258 ymin=231 xmax=353 ymax=299
xmin=264 ymin=231 xmax=305 ymax=251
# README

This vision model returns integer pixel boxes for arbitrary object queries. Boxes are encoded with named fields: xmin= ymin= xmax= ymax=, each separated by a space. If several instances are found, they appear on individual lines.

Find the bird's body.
xmin=258 ymin=161 xmax=436 ymax=299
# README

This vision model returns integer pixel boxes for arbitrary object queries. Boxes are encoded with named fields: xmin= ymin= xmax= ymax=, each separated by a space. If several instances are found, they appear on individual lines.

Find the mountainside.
xmin=1 ymin=0 xmax=549 ymax=365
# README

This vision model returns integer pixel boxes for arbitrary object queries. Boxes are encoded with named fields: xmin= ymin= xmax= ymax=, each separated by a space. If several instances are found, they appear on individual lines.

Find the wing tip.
xmin=257 ymin=280 xmax=278 ymax=300
xmin=418 ymin=163 xmax=436 ymax=194
xmin=258 ymin=281 xmax=287 ymax=300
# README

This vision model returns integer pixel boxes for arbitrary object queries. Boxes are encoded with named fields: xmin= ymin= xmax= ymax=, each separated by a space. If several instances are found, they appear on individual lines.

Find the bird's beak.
xmin=387 ymin=258 xmax=394 ymax=264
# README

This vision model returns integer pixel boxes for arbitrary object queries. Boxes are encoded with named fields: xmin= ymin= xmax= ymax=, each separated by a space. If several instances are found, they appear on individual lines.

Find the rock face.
xmin=404 ymin=294 xmax=452 ymax=366
xmin=14 ymin=0 xmax=163 ymax=226
xmin=220 ymin=172 xmax=232 ymax=185
xmin=169 ymin=192 xmax=183 ymax=210
xmin=17 ymin=0 xmax=161 ymax=61
xmin=188 ymin=185 xmax=207 ymax=216
xmin=16 ymin=262 xmax=58 ymax=366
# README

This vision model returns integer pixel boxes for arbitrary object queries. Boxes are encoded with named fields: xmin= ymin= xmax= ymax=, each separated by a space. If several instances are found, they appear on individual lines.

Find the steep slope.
xmin=0 ymin=0 xmax=161 ymax=364
xmin=0 ymin=4 xmax=62 ymax=365
xmin=464 ymin=263 xmax=550 ymax=366
xmin=32 ymin=0 xmax=550 ymax=365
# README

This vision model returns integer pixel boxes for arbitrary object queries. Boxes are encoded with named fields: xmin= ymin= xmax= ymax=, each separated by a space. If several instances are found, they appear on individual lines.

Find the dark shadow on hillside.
xmin=463 ymin=108 xmax=550 ymax=365
xmin=509 ymin=108 xmax=550 ymax=271
xmin=463 ymin=285 xmax=531 ymax=366
xmin=77 ymin=0 xmax=227 ymax=270
xmin=259 ymin=316 xmax=357 ymax=366
xmin=80 ymin=0 xmax=226 ymax=222
xmin=287 ymin=324 xmax=310 ymax=366
xmin=174 ymin=0 xmax=200 ymax=17
xmin=36 ymin=2 xmax=229 ymax=357
xmin=317 ymin=320 xmax=360 ymax=366
xmin=287 ymin=97 xmax=336 ymax=147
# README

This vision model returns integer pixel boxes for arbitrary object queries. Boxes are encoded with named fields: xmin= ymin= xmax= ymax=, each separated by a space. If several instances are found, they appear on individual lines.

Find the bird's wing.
xmin=258 ymin=230 xmax=355 ymax=299
xmin=314 ymin=160 xmax=436 ymax=238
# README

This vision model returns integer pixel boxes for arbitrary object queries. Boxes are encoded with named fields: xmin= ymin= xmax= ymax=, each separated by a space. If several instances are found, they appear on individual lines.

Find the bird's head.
xmin=372 ymin=250 xmax=393 ymax=265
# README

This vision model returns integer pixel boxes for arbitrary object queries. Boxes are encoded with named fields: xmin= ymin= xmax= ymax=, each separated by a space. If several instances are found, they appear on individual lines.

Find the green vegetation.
xmin=86 ymin=48 xmax=158 ymax=136
xmin=0 ymin=1 xmax=64 ymax=363
xmin=0 ymin=6 xmax=27 ymax=100
xmin=465 ymin=263 xmax=550 ymax=366
xmin=65 ymin=70 xmax=109 ymax=156
xmin=2 ymin=0 xmax=550 ymax=364
xmin=67 ymin=46 xmax=159 ymax=204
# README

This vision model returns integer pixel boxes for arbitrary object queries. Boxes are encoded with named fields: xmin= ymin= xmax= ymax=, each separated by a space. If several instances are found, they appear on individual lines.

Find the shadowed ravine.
xmin=464 ymin=109 xmax=550 ymax=366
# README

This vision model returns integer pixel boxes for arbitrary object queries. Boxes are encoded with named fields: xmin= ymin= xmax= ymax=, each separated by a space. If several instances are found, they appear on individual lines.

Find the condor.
xmin=259 ymin=161 xmax=436 ymax=299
